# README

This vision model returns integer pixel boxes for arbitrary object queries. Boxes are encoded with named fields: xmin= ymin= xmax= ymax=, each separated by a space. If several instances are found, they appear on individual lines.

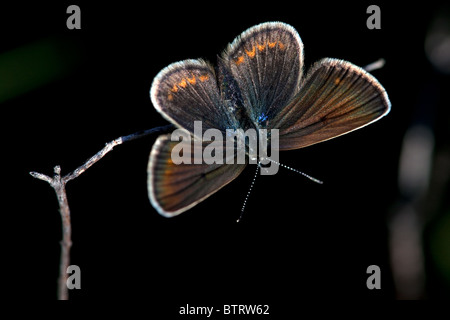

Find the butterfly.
xmin=148 ymin=21 xmax=391 ymax=217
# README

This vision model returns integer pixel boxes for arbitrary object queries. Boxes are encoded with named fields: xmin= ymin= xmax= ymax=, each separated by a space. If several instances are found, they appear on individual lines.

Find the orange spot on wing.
xmin=268 ymin=41 xmax=277 ymax=48
xmin=257 ymin=42 xmax=266 ymax=51
xmin=171 ymin=85 xmax=178 ymax=92
xmin=168 ymin=93 xmax=173 ymax=101
xmin=245 ymin=46 xmax=256 ymax=58
xmin=199 ymin=75 xmax=209 ymax=82
xmin=334 ymin=78 xmax=341 ymax=85
xmin=278 ymin=41 xmax=285 ymax=50
xmin=179 ymin=79 xmax=187 ymax=88
xmin=187 ymin=75 xmax=196 ymax=84
xmin=235 ymin=55 xmax=245 ymax=65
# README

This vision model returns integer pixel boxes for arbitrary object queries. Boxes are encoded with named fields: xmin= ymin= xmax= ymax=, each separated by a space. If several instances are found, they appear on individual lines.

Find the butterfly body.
xmin=148 ymin=22 xmax=390 ymax=217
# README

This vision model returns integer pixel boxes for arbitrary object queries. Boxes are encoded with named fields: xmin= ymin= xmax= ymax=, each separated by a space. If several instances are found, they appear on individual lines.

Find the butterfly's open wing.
xmin=148 ymin=134 xmax=246 ymax=217
xmin=149 ymin=57 xmax=246 ymax=217
xmin=221 ymin=22 xmax=303 ymax=127
xmin=150 ymin=59 xmax=238 ymax=137
xmin=271 ymin=58 xmax=391 ymax=150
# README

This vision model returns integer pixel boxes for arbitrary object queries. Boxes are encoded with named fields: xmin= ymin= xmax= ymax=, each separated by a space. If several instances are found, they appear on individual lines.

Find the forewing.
xmin=221 ymin=22 xmax=303 ymax=127
xmin=272 ymin=58 xmax=391 ymax=150
xmin=150 ymin=59 xmax=237 ymax=137
xmin=148 ymin=134 xmax=246 ymax=217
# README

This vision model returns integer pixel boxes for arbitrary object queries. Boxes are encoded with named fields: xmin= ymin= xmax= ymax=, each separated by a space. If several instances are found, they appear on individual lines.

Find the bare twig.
xmin=64 ymin=125 xmax=174 ymax=182
xmin=363 ymin=58 xmax=386 ymax=72
xmin=30 ymin=124 xmax=174 ymax=299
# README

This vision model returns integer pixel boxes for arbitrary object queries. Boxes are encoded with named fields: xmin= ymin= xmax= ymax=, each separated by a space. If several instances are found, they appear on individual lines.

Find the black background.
xmin=4 ymin=0 xmax=450 ymax=309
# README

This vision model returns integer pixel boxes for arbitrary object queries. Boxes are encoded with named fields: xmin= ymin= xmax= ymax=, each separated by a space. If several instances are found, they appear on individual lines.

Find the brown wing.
xmin=221 ymin=21 xmax=304 ymax=127
xmin=270 ymin=58 xmax=391 ymax=150
xmin=150 ymin=59 xmax=239 ymax=138
xmin=148 ymin=134 xmax=246 ymax=217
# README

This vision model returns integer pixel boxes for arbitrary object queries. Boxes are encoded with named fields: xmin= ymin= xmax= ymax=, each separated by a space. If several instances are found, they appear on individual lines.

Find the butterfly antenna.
xmin=363 ymin=58 xmax=385 ymax=72
xmin=237 ymin=161 xmax=261 ymax=223
xmin=265 ymin=158 xmax=323 ymax=184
